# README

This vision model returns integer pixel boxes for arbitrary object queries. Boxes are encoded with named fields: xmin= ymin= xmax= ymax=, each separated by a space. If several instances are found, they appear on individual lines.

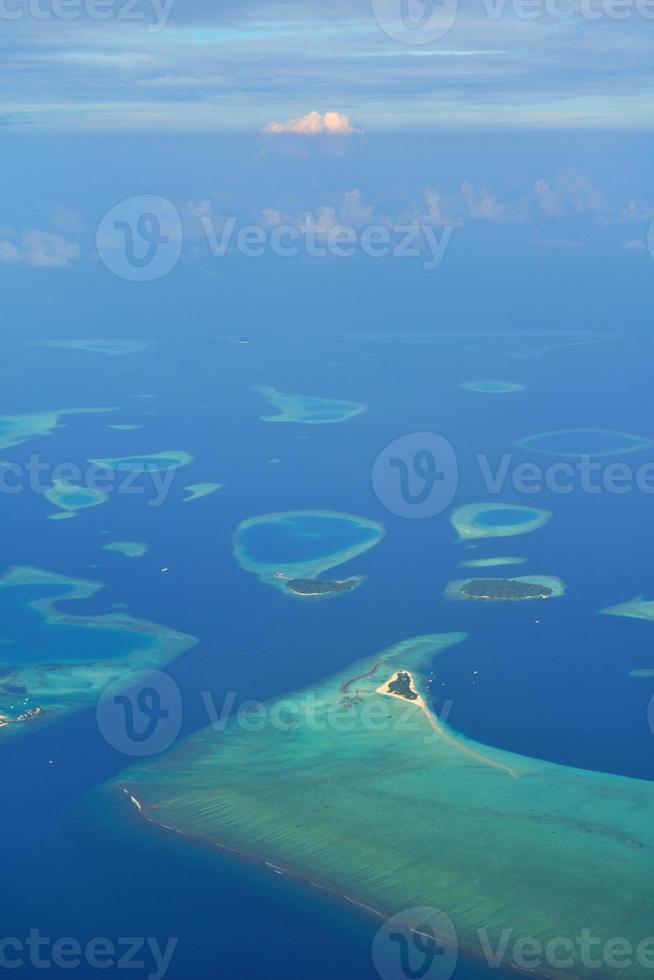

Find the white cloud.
xmin=460 ymin=182 xmax=506 ymax=220
xmin=263 ymin=111 xmax=358 ymax=135
xmin=534 ymin=172 xmax=605 ymax=218
xmin=0 ymin=231 xmax=79 ymax=268
xmin=624 ymin=239 xmax=648 ymax=251
xmin=0 ymin=241 xmax=20 ymax=263
xmin=534 ymin=238 xmax=583 ymax=249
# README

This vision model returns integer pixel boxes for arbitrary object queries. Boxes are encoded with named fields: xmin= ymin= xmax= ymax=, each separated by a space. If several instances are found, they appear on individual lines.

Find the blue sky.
xmin=1 ymin=1 xmax=653 ymax=306
xmin=2 ymin=0 xmax=654 ymax=130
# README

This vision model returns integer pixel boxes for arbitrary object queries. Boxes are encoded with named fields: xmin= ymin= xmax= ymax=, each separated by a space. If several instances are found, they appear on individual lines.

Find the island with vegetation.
xmin=445 ymin=575 xmax=565 ymax=602
xmin=284 ymin=577 xmax=362 ymax=597
xmin=385 ymin=669 xmax=418 ymax=700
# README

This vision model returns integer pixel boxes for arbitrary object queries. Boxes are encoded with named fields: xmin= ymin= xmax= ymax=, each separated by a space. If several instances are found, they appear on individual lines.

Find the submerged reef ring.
xmin=112 ymin=630 xmax=654 ymax=980
xmin=450 ymin=502 xmax=552 ymax=541
xmin=102 ymin=541 xmax=149 ymax=558
xmin=183 ymin=483 xmax=224 ymax=502
xmin=444 ymin=575 xmax=565 ymax=602
xmin=458 ymin=556 xmax=526 ymax=569
xmin=45 ymin=479 xmax=109 ymax=518
xmin=234 ymin=510 xmax=384 ymax=598
xmin=0 ymin=406 xmax=115 ymax=454
xmin=254 ymin=386 xmax=367 ymax=424
xmin=516 ymin=428 xmax=653 ymax=458
xmin=460 ymin=381 xmax=525 ymax=394
xmin=33 ymin=339 xmax=152 ymax=356
xmin=88 ymin=450 xmax=193 ymax=472
xmin=0 ymin=565 xmax=196 ymax=738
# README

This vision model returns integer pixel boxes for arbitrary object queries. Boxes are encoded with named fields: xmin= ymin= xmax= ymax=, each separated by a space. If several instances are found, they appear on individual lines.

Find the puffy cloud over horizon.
xmin=263 ymin=111 xmax=358 ymax=135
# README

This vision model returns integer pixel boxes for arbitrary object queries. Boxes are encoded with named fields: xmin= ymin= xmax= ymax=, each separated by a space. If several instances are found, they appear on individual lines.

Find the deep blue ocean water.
xmin=2 ymin=308 xmax=654 ymax=979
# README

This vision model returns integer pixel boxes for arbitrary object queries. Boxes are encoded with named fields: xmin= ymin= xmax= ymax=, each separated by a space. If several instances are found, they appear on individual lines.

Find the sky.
xmin=2 ymin=0 xmax=654 ymax=130
xmin=1 ymin=0 xmax=653 ymax=318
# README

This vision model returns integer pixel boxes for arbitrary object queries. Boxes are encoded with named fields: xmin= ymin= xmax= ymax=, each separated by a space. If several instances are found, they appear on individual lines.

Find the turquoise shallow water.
xmin=0 ymin=585 xmax=156 ymax=665
xmin=518 ymin=428 xmax=651 ymax=457
xmin=2 ymin=321 xmax=654 ymax=980
xmin=237 ymin=514 xmax=379 ymax=564
xmin=473 ymin=508 xmax=539 ymax=527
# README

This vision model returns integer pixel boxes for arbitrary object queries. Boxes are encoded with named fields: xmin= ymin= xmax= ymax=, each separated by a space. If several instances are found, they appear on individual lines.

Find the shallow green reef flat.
xmin=445 ymin=575 xmax=565 ymax=601
xmin=601 ymin=597 xmax=654 ymax=622
xmin=233 ymin=510 xmax=384 ymax=598
xmin=0 ymin=566 xmax=196 ymax=736
xmin=0 ymin=407 xmax=114 ymax=454
xmin=254 ymin=386 xmax=367 ymax=424
xmin=460 ymin=381 xmax=524 ymax=394
xmin=183 ymin=483 xmax=224 ymax=502
xmin=114 ymin=633 xmax=654 ymax=980
xmin=34 ymin=338 xmax=152 ymax=356
xmin=450 ymin=502 xmax=552 ymax=541
xmin=102 ymin=541 xmax=149 ymax=558
xmin=516 ymin=428 xmax=653 ymax=458
xmin=89 ymin=450 xmax=193 ymax=472
xmin=458 ymin=556 xmax=526 ymax=569
xmin=46 ymin=479 xmax=109 ymax=518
